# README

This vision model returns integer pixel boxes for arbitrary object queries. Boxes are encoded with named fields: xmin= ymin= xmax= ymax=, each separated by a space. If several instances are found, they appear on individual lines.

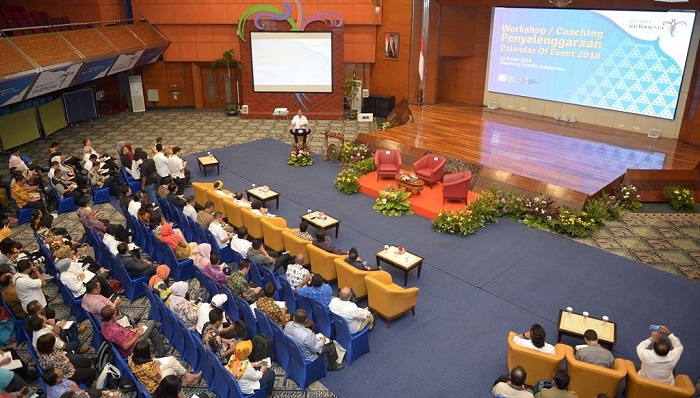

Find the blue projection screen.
xmin=487 ymin=8 xmax=696 ymax=120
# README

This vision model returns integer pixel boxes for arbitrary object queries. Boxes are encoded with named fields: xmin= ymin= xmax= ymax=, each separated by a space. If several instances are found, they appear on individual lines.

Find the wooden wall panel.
xmin=137 ymin=61 xmax=196 ymax=108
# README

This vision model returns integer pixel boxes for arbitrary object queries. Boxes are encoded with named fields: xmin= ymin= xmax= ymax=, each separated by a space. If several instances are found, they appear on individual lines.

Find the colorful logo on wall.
xmin=238 ymin=0 xmax=343 ymax=111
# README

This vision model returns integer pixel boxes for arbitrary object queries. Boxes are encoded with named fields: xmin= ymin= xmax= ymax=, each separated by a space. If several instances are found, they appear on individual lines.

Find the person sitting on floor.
xmin=492 ymin=365 xmax=533 ymax=398
xmin=512 ymin=324 xmax=556 ymax=354
xmin=575 ymin=329 xmax=614 ymax=368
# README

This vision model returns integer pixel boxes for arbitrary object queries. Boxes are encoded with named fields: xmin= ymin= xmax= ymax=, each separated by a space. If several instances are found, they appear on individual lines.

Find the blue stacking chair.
xmin=296 ymin=295 xmax=314 ymax=322
xmin=49 ymin=182 xmax=77 ymax=214
xmin=2 ymin=300 xmax=27 ymax=343
xmin=259 ymin=266 xmax=282 ymax=300
xmin=203 ymin=229 xmax=238 ymax=263
xmin=9 ymin=195 xmax=33 ymax=225
xmin=144 ymin=284 xmax=164 ymax=323
xmin=170 ymin=319 xmax=187 ymax=354
xmin=56 ymin=278 xmax=88 ymax=322
xmin=160 ymin=240 xmax=196 ymax=281
xmin=206 ymin=350 xmax=231 ymax=398
xmin=253 ymin=308 xmax=274 ymax=341
xmin=331 ymin=313 xmax=370 ymax=365
xmin=86 ymin=313 xmax=105 ymax=349
xmin=88 ymin=178 xmax=111 ymax=204
xmin=247 ymin=260 xmax=264 ymax=289
xmin=220 ymin=287 xmax=241 ymax=322
xmin=181 ymin=216 xmax=198 ymax=243
xmin=284 ymin=334 xmax=327 ymax=391
xmin=121 ymin=166 xmax=141 ymax=194
xmin=195 ymin=267 xmax=220 ymax=297
xmin=33 ymin=230 xmax=57 ymax=276
xmin=161 ymin=307 xmax=178 ymax=342
xmin=278 ymin=275 xmax=297 ymax=313
xmin=309 ymin=298 xmax=334 ymax=339
xmin=109 ymin=253 xmax=149 ymax=300
xmin=270 ymin=322 xmax=289 ymax=371
xmin=235 ymin=295 xmax=258 ymax=337
xmin=196 ymin=341 xmax=216 ymax=391
xmin=182 ymin=331 xmax=202 ymax=371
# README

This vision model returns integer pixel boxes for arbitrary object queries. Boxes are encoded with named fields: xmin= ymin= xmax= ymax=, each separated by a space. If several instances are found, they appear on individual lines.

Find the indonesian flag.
xmin=418 ymin=34 xmax=425 ymax=81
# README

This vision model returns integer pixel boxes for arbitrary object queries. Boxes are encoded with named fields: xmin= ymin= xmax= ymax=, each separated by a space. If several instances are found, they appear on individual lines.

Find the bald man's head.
xmin=295 ymin=254 xmax=305 ymax=265
xmin=339 ymin=286 xmax=352 ymax=301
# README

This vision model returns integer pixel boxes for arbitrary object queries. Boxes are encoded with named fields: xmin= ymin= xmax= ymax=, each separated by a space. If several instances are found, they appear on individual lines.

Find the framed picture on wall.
xmin=385 ymin=32 xmax=399 ymax=60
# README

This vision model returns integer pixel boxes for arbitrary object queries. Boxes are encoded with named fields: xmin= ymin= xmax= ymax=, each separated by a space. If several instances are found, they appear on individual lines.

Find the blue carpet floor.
xmin=183 ymin=139 xmax=700 ymax=397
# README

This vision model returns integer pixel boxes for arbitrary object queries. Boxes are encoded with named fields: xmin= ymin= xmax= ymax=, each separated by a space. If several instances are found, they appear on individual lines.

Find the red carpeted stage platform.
xmin=358 ymin=172 xmax=480 ymax=219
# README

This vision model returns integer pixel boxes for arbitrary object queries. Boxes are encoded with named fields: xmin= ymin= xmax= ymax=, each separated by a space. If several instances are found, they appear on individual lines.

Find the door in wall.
xmin=201 ymin=67 xmax=236 ymax=109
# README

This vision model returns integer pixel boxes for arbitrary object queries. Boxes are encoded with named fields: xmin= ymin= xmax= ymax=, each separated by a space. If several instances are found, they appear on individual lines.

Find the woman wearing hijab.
xmin=168 ymin=282 xmax=199 ymax=332
xmin=149 ymin=265 xmax=171 ymax=300
xmin=158 ymin=223 xmax=196 ymax=260
xmin=129 ymin=341 xmax=201 ymax=394
xmin=193 ymin=243 xmax=211 ymax=269
xmin=56 ymin=256 xmax=115 ymax=299
xmin=227 ymin=340 xmax=274 ymax=397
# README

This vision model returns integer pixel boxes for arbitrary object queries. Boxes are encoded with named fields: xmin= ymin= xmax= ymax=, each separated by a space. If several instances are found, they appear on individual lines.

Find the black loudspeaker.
xmin=362 ymin=95 xmax=395 ymax=118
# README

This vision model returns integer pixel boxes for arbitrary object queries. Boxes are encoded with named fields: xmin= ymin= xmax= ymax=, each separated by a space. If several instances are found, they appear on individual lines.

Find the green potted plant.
xmin=212 ymin=49 xmax=243 ymax=115
xmin=343 ymin=77 xmax=361 ymax=118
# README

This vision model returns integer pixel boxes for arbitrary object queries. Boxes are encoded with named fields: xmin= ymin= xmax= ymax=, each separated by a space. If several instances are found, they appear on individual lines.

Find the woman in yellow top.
xmin=11 ymin=175 xmax=46 ymax=212
xmin=129 ymin=341 xmax=201 ymax=393
xmin=227 ymin=340 xmax=274 ymax=397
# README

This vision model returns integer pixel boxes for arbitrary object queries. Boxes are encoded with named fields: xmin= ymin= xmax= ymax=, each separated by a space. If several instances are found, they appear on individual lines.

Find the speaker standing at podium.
xmin=289 ymin=109 xmax=311 ymax=147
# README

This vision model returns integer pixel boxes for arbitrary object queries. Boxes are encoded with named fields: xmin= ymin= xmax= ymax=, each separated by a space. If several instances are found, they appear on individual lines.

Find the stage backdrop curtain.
xmin=38 ymin=98 xmax=68 ymax=136
xmin=0 ymin=107 xmax=40 ymax=150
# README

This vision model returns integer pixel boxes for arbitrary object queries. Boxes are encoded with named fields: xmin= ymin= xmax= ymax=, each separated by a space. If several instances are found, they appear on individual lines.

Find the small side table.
xmin=197 ymin=154 xmax=220 ymax=176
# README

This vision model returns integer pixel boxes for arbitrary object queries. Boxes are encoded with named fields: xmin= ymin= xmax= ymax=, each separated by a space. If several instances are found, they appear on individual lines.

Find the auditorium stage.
xmin=356 ymin=104 xmax=700 ymax=209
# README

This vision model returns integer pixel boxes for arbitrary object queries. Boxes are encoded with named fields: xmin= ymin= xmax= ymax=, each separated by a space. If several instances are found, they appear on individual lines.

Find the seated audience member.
xmin=636 ymin=325 xmax=683 ymax=384
xmin=118 ymin=141 xmax=134 ymax=170
xmin=87 ymin=158 xmax=120 ymax=196
xmin=227 ymin=259 xmax=262 ymax=304
xmin=197 ymin=201 xmax=215 ymax=228
xmin=575 ymin=329 xmax=614 ymax=368
xmin=102 ymin=224 xmax=122 ymax=255
xmin=256 ymin=282 xmax=289 ymax=327
xmin=345 ymin=247 xmax=382 ymax=271
xmin=119 ymin=185 xmax=132 ymax=210
xmin=166 ymin=183 xmax=186 ymax=210
xmin=13 ymin=259 xmax=47 ymax=312
xmin=43 ymin=367 xmax=111 ymax=398
xmin=101 ymin=305 xmax=167 ymax=357
xmin=77 ymin=200 xmax=128 ymax=241
xmin=157 ymin=176 xmax=172 ymax=198
xmin=202 ymin=308 xmax=237 ymax=363
xmin=51 ymin=169 xmax=83 ymax=203
xmin=36 ymin=334 xmax=96 ymax=385
xmin=11 ymin=175 xmax=47 ymax=212
xmin=204 ymin=253 xmax=227 ymax=288
xmin=227 ymin=340 xmax=275 ymax=397
xmin=230 ymin=227 xmax=252 ymax=256
xmin=284 ymin=309 xmax=344 ymax=371
xmin=28 ymin=315 xmax=86 ymax=354
xmin=209 ymin=212 xmax=233 ymax=249
xmin=55 ymin=258 xmax=88 ymax=298
xmin=329 ymin=286 xmax=374 ymax=332
xmin=117 ymin=242 xmax=158 ymax=277
xmin=0 ymin=273 xmax=26 ymax=318
xmin=0 ymin=348 xmax=32 ymax=386
xmin=294 ymin=221 xmax=313 ymax=241
xmin=286 ymin=254 xmax=311 ymax=289
xmin=159 ymin=223 xmax=197 ymax=260
xmin=82 ymin=138 xmax=117 ymax=170
xmin=128 ymin=191 xmax=143 ymax=217
xmin=81 ymin=279 xmax=123 ymax=319
xmin=152 ymin=375 xmax=182 ymax=398
xmin=183 ymin=196 xmax=197 ymax=221
xmin=169 ymin=281 xmax=199 ymax=332
xmin=48 ymin=141 xmax=83 ymax=173
xmin=512 ymin=324 xmax=556 ymax=354
xmin=8 ymin=148 xmax=42 ymax=183
xmin=534 ymin=369 xmax=577 ymax=398
xmin=196 ymin=294 xmax=237 ymax=337
xmin=492 ymin=365 xmax=533 ymax=398
xmin=233 ymin=191 xmax=251 ymax=207
xmin=148 ymin=265 xmax=171 ymax=300
xmin=312 ymin=230 xmax=347 ymax=255
xmin=194 ymin=243 xmax=212 ymax=269
xmin=250 ymin=200 xmax=275 ymax=218
xmin=297 ymin=274 xmax=334 ymax=306
xmin=129 ymin=341 xmax=201 ymax=394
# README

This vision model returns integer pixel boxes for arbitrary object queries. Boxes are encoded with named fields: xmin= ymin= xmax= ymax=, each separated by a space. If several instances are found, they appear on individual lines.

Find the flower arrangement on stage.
xmin=287 ymin=145 xmax=314 ymax=167
xmin=379 ymin=121 xmax=395 ymax=130
xmin=334 ymin=169 xmax=360 ymax=194
xmin=341 ymin=142 xmax=372 ymax=164
xmin=663 ymin=185 xmax=696 ymax=212
xmin=373 ymin=185 xmax=413 ymax=216
xmin=432 ymin=184 xmax=645 ymax=238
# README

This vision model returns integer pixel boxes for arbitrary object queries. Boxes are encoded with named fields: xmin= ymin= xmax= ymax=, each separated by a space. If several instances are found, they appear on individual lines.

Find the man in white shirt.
xmin=289 ymin=109 xmax=310 ymax=146
xmin=153 ymin=144 xmax=170 ymax=182
xmin=230 ymin=227 xmax=253 ymax=256
xmin=329 ymin=286 xmax=374 ymax=333
xmin=12 ymin=259 xmax=47 ymax=312
xmin=209 ymin=212 xmax=233 ymax=250
xmin=128 ymin=192 xmax=143 ymax=217
xmin=512 ymin=324 xmax=556 ymax=354
xmin=168 ymin=146 xmax=189 ymax=194
xmin=636 ymin=325 xmax=683 ymax=384
xmin=183 ymin=196 xmax=198 ymax=221
xmin=251 ymin=200 xmax=275 ymax=218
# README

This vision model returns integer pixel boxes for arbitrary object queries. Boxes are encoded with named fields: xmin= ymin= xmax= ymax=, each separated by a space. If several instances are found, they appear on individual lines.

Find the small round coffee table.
xmin=394 ymin=174 xmax=425 ymax=195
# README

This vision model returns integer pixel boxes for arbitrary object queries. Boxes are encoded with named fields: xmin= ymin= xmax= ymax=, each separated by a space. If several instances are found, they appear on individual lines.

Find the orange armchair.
xmin=222 ymin=200 xmax=245 ymax=229
xmin=307 ymin=244 xmax=344 ymax=282
xmin=563 ymin=345 xmax=626 ymax=398
xmin=334 ymin=257 xmax=391 ymax=300
xmin=506 ymin=331 xmax=566 ymax=387
xmin=240 ymin=207 xmax=264 ymax=239
xmin=374 ymin=149 xmax=402 ymax=180
xmin=624 ymin=359 xmax=695 ymax=398
xmin=191 ymin=182 xmax=215 ymax=207
xmin=260 ymin=217 xmax=288 ymax=252
xmin=413 ymin=154 xmax=446 ymax=187
xmin=442 ymin=170 xmax=472 ymax=204
xmin=281 ymin=230 xmax=311 ymax=266
xmin=365 ymin=273 xmax=419 ymax=328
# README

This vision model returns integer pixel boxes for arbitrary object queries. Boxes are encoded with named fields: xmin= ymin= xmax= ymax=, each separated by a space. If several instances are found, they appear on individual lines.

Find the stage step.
xmin=625 ymin=168 xmax=700 ymax=202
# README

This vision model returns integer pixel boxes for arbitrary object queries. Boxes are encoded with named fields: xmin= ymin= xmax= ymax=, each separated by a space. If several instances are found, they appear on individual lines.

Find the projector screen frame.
xmin=249 ymin=31 xmax=335 ymax=94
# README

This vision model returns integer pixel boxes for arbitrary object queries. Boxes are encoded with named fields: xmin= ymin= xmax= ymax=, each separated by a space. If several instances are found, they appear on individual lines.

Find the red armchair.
xmin=413 ymin=154 xmax=446 ymax=187
xmin=374 ymin=149 xmax=402 ymax=180
xmin=442 ymin=170 xmax=472 ymax=204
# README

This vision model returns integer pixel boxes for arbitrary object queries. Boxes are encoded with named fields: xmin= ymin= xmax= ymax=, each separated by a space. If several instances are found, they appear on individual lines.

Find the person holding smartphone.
xmin=636 ymin=325 xmax=683 ymax=384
